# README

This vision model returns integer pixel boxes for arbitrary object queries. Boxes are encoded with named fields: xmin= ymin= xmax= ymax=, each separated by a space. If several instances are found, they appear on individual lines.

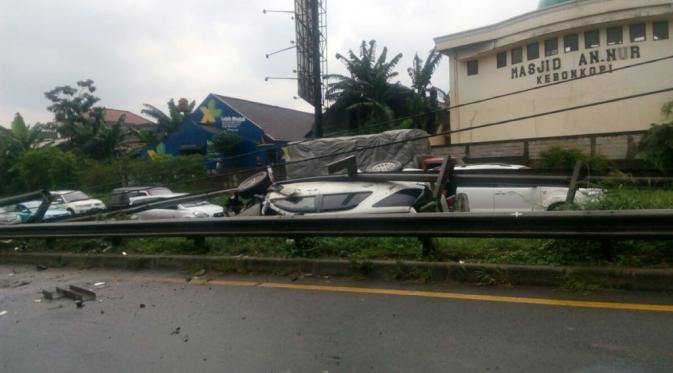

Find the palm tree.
xmin=141 ymin=98 xmax=195 ymax=137
xmin=3 ymin=113 xmax=48 ymax=156
xmin=408 ymin=50 xmax=442 ymax=99
xmin=407 ymin=50 xmax=444 ymax=132
xmin=326 ymin=40 xmax=414 ymax=133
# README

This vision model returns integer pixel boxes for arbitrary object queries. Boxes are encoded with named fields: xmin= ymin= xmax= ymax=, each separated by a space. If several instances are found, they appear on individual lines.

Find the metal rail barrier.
xmin=1 ymin=210 xmax=672 ymax=240
xmin=55 ymin=188 xmax=239 ymax=222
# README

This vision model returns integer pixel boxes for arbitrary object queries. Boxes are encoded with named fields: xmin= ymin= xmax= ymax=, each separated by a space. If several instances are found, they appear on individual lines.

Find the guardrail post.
xmin=419 ymin=237 xmax=437 ymax=259
xmin=190 ymin=236 xmax=208 ymax=253
xmin=600 ymin=238 xmax=616 ymax=262
xmin=565 ymin=161 xmax=583 ymax=205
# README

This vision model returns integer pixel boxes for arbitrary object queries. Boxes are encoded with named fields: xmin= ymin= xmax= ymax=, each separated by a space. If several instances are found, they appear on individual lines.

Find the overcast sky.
xmin=0 ymin=0 xmax=538 ymax=127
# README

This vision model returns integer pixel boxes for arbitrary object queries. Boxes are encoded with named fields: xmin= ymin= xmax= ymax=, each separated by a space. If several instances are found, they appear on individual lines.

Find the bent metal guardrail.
xmin=1 ymin=210 xmax=672 ymax=240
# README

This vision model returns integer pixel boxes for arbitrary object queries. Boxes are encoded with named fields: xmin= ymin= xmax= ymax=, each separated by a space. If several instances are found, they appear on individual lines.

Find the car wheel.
xmin=365 ymin=160 xmax=403 ymax=173
xmin=238 ymin=171 xmax=272 ymax=198
xmin=67 ymin=208 xmax=75 ymax=215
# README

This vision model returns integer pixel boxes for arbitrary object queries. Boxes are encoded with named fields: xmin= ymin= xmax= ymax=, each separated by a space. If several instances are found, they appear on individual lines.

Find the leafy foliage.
xmin=15 ymin=148 xmax=79 ymax=191
xmin=407 ymin=50 xmax=444 ymax=132
xmin=44 ymin=80 xmax=127 ymax=160
xmin=538 ymin=146 xmax=610 ymax=172
xmin=0 ymin=113 xmax=50 ymax=194
xmin=209 ymin=131 xmax=241 ymax=155
xmin=141 ymin=98 xmax=195 ymax=137
xmin=639 ymin=102 xmax=673 ymax=173
xmin=326 ymin=40 xmax=417 ymax=133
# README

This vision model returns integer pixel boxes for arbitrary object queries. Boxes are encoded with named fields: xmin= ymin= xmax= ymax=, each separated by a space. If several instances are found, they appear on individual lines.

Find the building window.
xmin=496 ymin=51 xmax=507 ymax=68
xmin=564 ymin=34 xmax=578 ymax=52
xmin=527 ymin=42 xmax=539 ymax=60
xmin=584 ymin=30 xmax=600 ymax=48
xmin=653 ymin=21 xmax=669 ymax=40
xmin=630 ymin=23 xmax=646 ymax=42
xmin=544 ymin=38 xmax=558 ymax=56
xmin=606 ymin=26 xmax=623 ymax=45
xmin=467 ymin=60 xmax=478 ymax=76
xmin=511 ymin=47 xmax=523 ymax=64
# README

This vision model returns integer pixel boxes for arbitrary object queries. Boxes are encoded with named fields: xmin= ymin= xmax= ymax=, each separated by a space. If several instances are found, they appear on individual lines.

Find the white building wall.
xmin=436 ymin=1 xmax=673 ymax=145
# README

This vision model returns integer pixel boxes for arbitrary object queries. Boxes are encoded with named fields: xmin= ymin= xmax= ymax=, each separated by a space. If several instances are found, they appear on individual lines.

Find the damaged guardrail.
xmin=1 ymin=210 xmax=672 ymax=240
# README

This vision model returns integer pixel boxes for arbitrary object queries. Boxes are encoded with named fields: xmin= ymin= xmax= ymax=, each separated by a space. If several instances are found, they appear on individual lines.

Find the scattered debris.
xmin=170 ymin=327 xmax=181 ymax=335
xmin=42 ymin=284 xmax=97 ymax=309
xmin=0 ymin=310 xmax=7 ymax=316
xmin=93 ymin=282 xmax=106 ymax=287
xmin=182 ymin=334 xmax=189 ymax=343
xmin=42 ymin=289 xmax=56 ymax=300
xmin=100 ymin=310 xmax=105 ymax=314
xmin=68 ymin=285 xmax=96 ymax=301
xmin=139 ymin=304 xmax=146 ymax=308
xmin=34 ymin=299 xmax=42 ymax=303
xmin=47 ymin=305 xmax=64 ymax=311
xmin=11 ymin=280 xmax=30 ymax=288
xmin=193 ymin=269 xmax=207 ymax=277
xmin=36 ymin=265 xmax=48 ymax=271
xmin=121 ymin=251 xmax=127 ymax=256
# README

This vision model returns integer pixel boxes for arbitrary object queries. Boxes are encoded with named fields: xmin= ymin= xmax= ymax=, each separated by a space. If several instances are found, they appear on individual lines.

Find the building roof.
xmin=104 ymin=109 xmax=154 ymax=126
xmin=214 ymin=95 xmax=313 ymax=141
xmin=434 ymin=0 xmax=673 ymax=56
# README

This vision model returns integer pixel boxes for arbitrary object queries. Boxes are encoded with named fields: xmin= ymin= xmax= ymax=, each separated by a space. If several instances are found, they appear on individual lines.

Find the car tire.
xmin=238 ymin=171 xmax=272 ymax=198
xmin=66 ymin=208 xmax=75 ymax=215
xmin=365 ymin=160 xmax=403 ymax=173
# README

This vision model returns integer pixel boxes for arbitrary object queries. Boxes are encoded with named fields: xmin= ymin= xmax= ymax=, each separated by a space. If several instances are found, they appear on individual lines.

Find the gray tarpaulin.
xmin=284 ymin=129 xmax=431 ymax=179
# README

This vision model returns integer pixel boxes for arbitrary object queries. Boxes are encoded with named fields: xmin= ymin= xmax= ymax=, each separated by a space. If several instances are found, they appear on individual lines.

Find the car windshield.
xmin=62 ymin=191 xmax=90 ymax=202
xmin=18 ymin=200 xmax=42 ymax=211
xmin=148 ymin=187 xmax=173 ymax=196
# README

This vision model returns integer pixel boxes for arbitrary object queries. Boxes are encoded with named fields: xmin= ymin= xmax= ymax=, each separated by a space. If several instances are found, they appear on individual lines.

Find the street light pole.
xmin=310 ymin=0 xmax=323 ymax=138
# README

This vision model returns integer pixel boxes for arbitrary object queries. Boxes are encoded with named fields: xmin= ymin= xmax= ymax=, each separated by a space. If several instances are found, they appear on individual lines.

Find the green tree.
xmin=15 ymin=148 xmax=79 ymax=191
xmin=407 ymin=50 xmax=444 ymax=132
xmin=141 ymin=98 xmax=195 ymax=137
xmin=326 ymin=40 xmax=416 ymax=133
xmin=1 ymin=113 xmax=48 ymax=161
xmin=44 ymin=79 xmax=127 ymax=160
xmin=640 ymin=101 xmax=673 ymax=173
xmin=130 ymin=128 xmax=162 ymax=148
xmin=209 ymin=131 xmax=241 ymax=154
xmin=0 ymin=113 xmax=50 ymax=194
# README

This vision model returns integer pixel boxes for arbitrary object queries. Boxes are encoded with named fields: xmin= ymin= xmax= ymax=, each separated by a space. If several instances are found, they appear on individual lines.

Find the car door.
xmin=456 ymin=187 xmax=494 ymax=212
xmin=493 ymin=186 xmax=541 ymax=212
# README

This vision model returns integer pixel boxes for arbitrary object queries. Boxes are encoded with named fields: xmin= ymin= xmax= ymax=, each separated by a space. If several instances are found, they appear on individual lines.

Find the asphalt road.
xmin=1 ymin=265 xmax=673 ymax=372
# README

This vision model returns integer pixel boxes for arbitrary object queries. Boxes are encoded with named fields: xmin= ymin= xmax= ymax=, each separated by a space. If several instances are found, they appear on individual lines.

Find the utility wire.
xmin=56 ymin=55 xmax=673 ymax=194
xmin=211 ymin=54 xmax=673 ymax=163
xmin=155 ymin=85 xmax=673 ymax=193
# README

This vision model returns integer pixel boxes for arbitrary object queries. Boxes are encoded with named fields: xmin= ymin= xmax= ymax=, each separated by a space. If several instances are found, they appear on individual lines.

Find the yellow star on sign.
xmin=199 ymin=99 xmax=221 ymax=124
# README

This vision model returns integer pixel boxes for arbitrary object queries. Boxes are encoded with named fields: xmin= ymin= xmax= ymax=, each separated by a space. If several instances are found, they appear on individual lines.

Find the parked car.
xmin=14 ymin=200 xmax=71 ymax=221
xmin=131 ymin=201 xmax=224 ymax=220
xmin=51 ymin=190 xmax=106 ymax=214
xmin=264 ymin=180 xmax=429 ymax=216
xmin=420 ymin=157 xmax=603 ymax=212
xmin=230 ymin=163 xmax=436 ymax=217
xmin=0 ymin=208 xmax=23 ymax=225
xmin=453 ymin=164 xmax=603 ymax=212
xmin=109 ymin=187 xmax=187 ymax=209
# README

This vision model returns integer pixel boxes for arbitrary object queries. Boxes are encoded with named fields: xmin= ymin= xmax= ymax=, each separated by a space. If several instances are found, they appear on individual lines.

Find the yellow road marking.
xmin=119 ymin=275 xmax=673 ymax=313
